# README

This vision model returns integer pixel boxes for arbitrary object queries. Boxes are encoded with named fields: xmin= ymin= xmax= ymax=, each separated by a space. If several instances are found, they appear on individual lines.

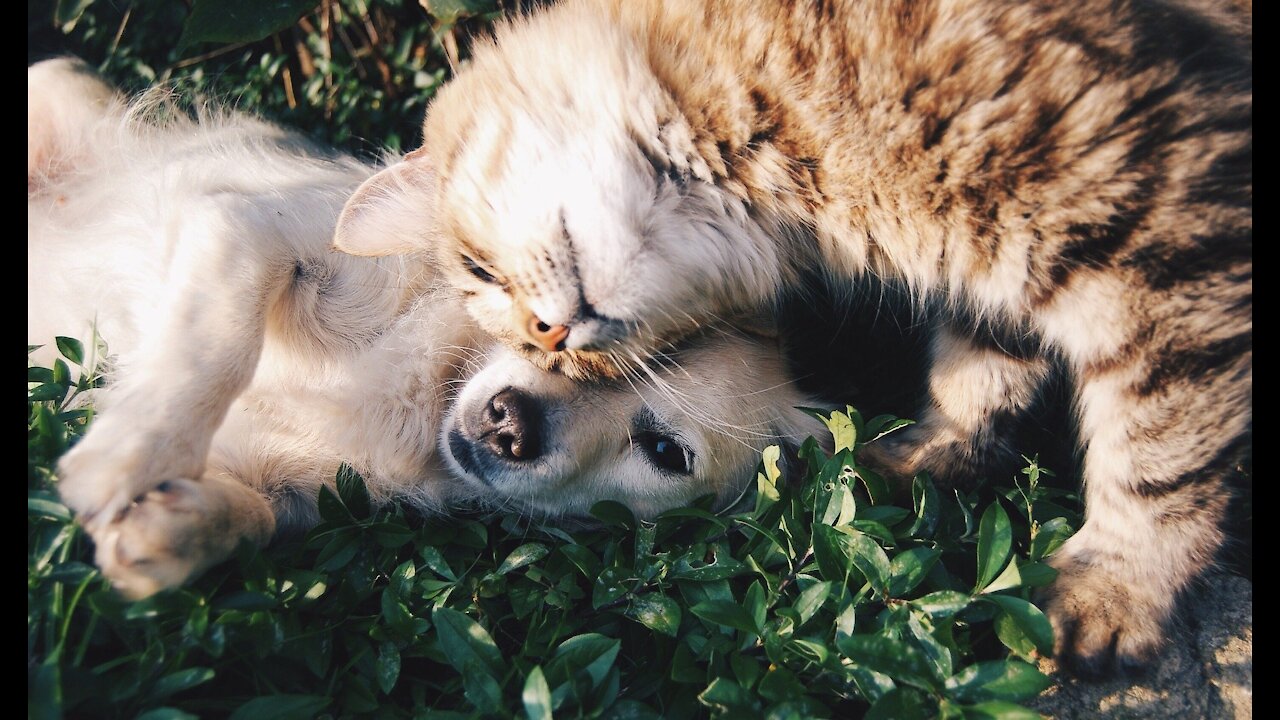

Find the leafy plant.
xmin=30 ymin=0 xmax=507 ymax=156
xmin=29 ymin=338 xmax=1080 ymax=718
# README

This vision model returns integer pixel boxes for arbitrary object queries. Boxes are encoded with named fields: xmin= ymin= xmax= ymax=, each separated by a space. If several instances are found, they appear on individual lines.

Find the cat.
xmin=334 ymin=0 xmax=1252 ymax=675
xmin=28 ymin=58 xmax=827 ymax=598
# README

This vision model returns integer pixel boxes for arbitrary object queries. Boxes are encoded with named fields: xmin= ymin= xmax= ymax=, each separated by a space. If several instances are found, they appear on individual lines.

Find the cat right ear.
xmin=333 ymin=148 xmax=437 ymax=257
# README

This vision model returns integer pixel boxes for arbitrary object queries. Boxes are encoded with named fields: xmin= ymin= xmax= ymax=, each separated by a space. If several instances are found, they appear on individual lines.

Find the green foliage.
xmin=28 ymin=342 xmax=1081 ymax=718
xmin=29 ymin=0 xmax=505 ymax=155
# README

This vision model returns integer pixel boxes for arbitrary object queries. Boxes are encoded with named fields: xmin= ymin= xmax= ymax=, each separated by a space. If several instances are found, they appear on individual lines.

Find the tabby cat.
xmin=335 ymin=0 xmax=1252 ymax=675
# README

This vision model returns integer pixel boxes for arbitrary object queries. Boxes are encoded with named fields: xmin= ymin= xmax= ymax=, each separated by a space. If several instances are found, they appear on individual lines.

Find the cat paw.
xmin=1039 ymin=555 xmax=1169 ymax=677
xmin=857 ymin=429 xmax=963 ymax=493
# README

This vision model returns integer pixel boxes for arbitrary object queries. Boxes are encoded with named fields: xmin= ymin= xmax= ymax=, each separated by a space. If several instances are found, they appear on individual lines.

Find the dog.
xmin=27 ymin=58 xmax=828 ymax=599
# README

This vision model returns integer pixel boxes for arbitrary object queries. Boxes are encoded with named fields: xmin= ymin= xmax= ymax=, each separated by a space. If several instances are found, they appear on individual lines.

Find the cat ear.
xmin=333 ymin=148 xmax=437 ymax=257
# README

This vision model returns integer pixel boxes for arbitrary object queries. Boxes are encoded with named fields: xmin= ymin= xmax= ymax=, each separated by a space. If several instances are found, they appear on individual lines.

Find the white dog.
xmin=27 ymin=59 xmax=828 ymax=599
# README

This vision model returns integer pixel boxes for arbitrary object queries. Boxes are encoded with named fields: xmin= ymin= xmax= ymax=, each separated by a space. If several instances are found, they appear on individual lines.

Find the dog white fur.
xmin=27 ymin=59 xmax=826 ymax=599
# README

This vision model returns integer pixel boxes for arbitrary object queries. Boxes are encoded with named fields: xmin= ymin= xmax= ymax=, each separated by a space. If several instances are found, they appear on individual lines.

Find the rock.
xmin=1030 ymin=573 xmax=1252 ymax=719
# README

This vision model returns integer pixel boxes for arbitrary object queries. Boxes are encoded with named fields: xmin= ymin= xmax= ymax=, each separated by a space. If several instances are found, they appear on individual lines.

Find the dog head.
xmin=441 ymin=330 xmax=828 ymax=520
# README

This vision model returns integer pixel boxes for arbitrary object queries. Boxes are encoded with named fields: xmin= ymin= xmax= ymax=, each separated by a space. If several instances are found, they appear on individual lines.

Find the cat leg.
xmin=92 ymin=474 xmax=275 ymax=599
xmin=56 ymin=195 xmax=300 ymax=530
xmin=1041 ymin=345 xmax=1250 ymax=675
xmin=860 ymin=323 xmax=1052 ymax=488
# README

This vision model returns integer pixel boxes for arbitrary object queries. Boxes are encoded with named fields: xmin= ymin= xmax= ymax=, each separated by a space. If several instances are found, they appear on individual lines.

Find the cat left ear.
xmin=333 ymin=148 xmax=437 ymax=257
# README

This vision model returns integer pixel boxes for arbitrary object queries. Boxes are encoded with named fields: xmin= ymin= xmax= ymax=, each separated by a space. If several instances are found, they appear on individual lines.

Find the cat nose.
xmin=526 ymin=314 xmax=570 ymax=352
xmin=478 ymin=388 xmax=543 ymax=462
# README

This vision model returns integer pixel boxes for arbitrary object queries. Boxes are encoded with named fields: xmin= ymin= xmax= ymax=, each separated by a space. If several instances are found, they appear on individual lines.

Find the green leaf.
xmin=793 ymin=580 xmax=832 ymax=624
xmin=548 ymin=634 xmax=620 ymax=692
xmin=423 ymin=0 xmax=499 ymax=26
xmin=670 ymin=553 xmax=749 ymax=581
xmin=420 ymin=545 xmax=458 ymax=581
xmin=177 ymin=0 xmax=319 ymax=54
xmin=816 ymin=525 xmax=892 ymax=598
xmin=889 ymin=548 xmax=940 ymax=597
xmin=376 ymin=641 xmax=401 ymax=694
xmin=960 ymin=701 xmax=1045 ymax=719
xmin=1015 ymin=562 xmax=1057 ymax=589
xmin=149 ymin=667 xmax=215 ymax=700
xmin=227 ymin=695 xmax=331 ymax=720
xmin=463 ymin=669 xmax=503 ymax=715
xmin=523 ymin=666 xmax=553 ymax=720
xmin=1030 ymin=517 xmax=1074 ymax=561
xmin=912 ymin=591 xmax=972 ymax=619
xmin=432 ymin=607 xmax=504 ymax=679
xmin=823 ymin=409 xmax=857 ymax=452
xmin=944 ymin=660 xmax=1052 ymax=703
xmin=983 ymin=560 xmax=1059 ymax=594
xmin=54 ymin=0 xmax=96 ymax=28
xmin=28 ymin=383 xmax=68 ymax=402
xmin=28 ymin=497 xmax=72 ymax=522
xmin=908 ymin=475 xmax=941 ymax=538
xmin=559 ymin=544 xmax=601 ymax=579
xmin=592 ymin=566 xmax=637 ymax=609
xmin=28 ymin=366 xmax=55 ymax=384
xmin=497 ymin=542 xmax=549 ymax=575
xmin=590 ymin=500 xmax=636 ymax=529
xmin=626 ymin=593 xmax=681 ymax=637
xmin=866 ymin=416 xmax=916 ymax=442
xmin=755 ymin=444 xmax=784 ymax=512
xmin=906 ymin=612 xmax=954 ymax=679
xmin=865 ymin=687 xmax=935 ymax=720
xmin=55 ymin=336 xmax=84 ymax=365
xmin=994 ymin=611 xmax=1037 ymax=662
xmin=336 ymin=464 xmax=372 ymax=518
xmin=136 ymin=710 xmax=199 ymax=720
xmin=838 ymin=633 xmax=941 ymax=690
xmin=984 ymin=595 xmax=1054 ymax=656
xmin=690 ymin=600 xmax=758 ymax=635
xmin=975 ymin=503 xmax=1012 ymax=592
xmin=600 ymin=700 xmax=663 ymax=719
xmin=855 ymin=466 xmax=893 ymax=506
xmin=697 ymin=677 xmax=759 ymax=712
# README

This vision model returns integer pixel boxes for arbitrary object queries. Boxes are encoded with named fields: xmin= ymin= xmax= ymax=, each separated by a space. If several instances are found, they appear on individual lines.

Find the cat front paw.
xmin=1039 ymin=553 xmax=1170 ymax=677
xmin=89 ymin=477 xmax=273 ymax=599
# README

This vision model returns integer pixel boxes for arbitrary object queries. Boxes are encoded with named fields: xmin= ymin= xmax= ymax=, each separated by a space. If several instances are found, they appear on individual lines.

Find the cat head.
xmin=441 ymin=329 xmax=828 ymax=520
xmin=335 ymin=3 xmax=782 ymax=379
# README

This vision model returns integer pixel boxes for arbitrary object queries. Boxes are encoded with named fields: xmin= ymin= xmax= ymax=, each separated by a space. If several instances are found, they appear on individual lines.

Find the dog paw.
xmin=56 ymin=427 xmax=182 ymax=531
xmin=1039 ymin=554 xmax=1169 ymax=678
xmin=89 ymin=477 xmax=271 ymax=599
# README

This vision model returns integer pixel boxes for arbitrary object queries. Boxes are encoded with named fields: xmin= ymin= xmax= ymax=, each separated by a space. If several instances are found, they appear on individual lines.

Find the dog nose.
xmin=525 ymin=313 xmax=570 ymax=353
xmin=479 ymin=388 xmax=543 ymax=461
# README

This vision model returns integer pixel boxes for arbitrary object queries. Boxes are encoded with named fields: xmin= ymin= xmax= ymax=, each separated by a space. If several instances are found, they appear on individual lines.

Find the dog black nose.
xmin=479 ymin=388 xmax=543 ymax=461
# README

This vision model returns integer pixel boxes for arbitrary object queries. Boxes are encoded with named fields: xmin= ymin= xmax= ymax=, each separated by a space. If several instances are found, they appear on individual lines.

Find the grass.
xmin=29 ymin=339 xmax=1081 ymax=718
xmin=29 ymin=3 xmax=1084 ymax=717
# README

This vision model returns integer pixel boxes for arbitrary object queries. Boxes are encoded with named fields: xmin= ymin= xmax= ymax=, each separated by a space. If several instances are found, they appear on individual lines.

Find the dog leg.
xmin=57 ymin=194 xmax=300 ymax=531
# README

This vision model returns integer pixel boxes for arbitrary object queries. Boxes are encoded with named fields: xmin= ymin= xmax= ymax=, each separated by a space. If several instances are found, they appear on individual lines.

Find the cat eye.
xmin=635 ymin=431 xmax=693 ymax=475
xmin=461 ymin=255 xmax=499 ymax=284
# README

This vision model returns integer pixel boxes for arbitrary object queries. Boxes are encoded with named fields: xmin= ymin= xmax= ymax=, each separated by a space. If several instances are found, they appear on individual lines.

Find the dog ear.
xmin=333 ymin=147 xmax=437 ymax=257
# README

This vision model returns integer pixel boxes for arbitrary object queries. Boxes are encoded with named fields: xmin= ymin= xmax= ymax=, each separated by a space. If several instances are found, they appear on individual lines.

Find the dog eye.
xmin=461 ymin=255 xmax=499 ymax=284
xmin=636 ymin=432 xmax=693 ymax=475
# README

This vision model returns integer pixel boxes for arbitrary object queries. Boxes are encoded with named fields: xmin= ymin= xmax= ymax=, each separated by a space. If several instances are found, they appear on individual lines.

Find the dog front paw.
xmin=1039 ymin=552 xmax=1170 ymax=677
xmin=89 ymin=477 xmax=273 ymax=599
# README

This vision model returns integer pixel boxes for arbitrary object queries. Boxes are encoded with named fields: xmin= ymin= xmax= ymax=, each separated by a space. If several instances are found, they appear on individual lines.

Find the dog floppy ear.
xmin=333 ymin=147 xmax=437 ymax=257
